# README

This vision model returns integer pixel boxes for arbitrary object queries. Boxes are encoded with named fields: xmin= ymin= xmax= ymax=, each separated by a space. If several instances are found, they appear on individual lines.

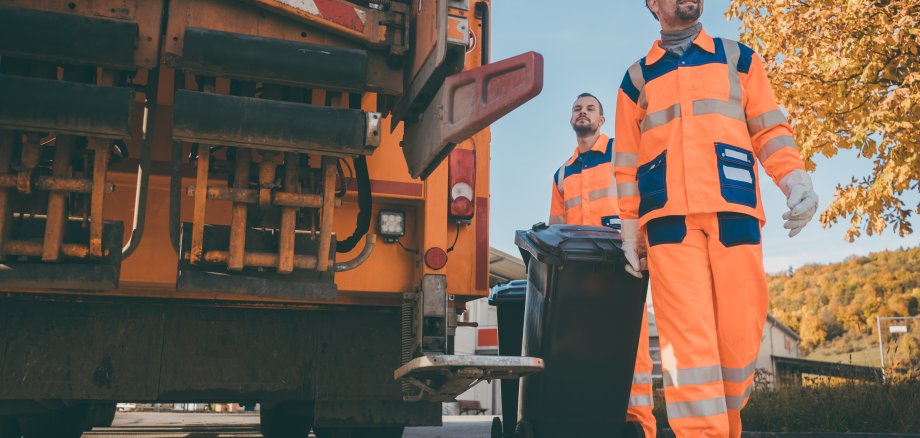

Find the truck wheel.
xmin=491 ymin=417 xmax=503 ymax=438
xmin=259 ymin=402 xmax=313 ymax=438
xmin=0 ymin=416 xmax=20 ymax=438
xmin=86 ymin=403 xmax=117 ymax=429
xmin=17 ymin=404 xmax=89 ymax=438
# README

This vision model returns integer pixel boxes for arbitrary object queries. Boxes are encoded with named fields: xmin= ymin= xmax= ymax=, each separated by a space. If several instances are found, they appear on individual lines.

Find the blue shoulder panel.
xmin=619 ymin=70 xmax=640 ymax=104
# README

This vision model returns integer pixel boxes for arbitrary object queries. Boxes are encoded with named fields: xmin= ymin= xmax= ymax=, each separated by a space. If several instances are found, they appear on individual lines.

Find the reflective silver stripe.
xmin=666 ymin=397 xmax=727 ymax=419
xmin=692 ymin=99 xmax=746 ymax=121
xmin=588 ymin=186 xmax=617 ymax=201
xmin=663 ymin=365 xmax=723 ymax=387
xmin=628 ymin=394 xmax=655 ymax=408
xmin=722 ymin=360 xmax=758 ymax=383
xmin=758 ymin=134 xmax=797 ymax=163
xmin=747 ymin=109 xmax=787 ymax=135
xmin=615 ymin=152 xmax=638 ymax=168
xmin=632 ymin=373 xmax=653 ymax=385
xmin=726 ymin=385 xmax=753 ymax=410
xmin=564 ymin=197 xmax=583 ymax=210
xmin=628 ymin=62 xmax=648 ymax=110
xmin=555 ymin=166 xmax=565 ymax=194
xmin=724 ymin=39 xmax=743 ymax=103
xmin=617 ymin=182 xmax=639 ymax=197
xmin=691 ymin=39 xmax=744 ymax=121
xmin=549 ymin=215 xmax=565 ymax=225
xmin=641 ymin=103 xmax=681 ymax=133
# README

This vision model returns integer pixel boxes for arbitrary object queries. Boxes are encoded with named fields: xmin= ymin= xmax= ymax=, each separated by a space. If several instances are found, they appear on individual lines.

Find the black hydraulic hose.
xmin=476 ymin=2 xmax=490 ymax=65
xmin=336 ymin=156 xmax=371 ymax=253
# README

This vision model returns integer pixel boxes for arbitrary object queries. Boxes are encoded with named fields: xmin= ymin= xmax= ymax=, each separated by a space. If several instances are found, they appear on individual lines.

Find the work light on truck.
xmin=378 ymin=210 xmax=406 ymax=242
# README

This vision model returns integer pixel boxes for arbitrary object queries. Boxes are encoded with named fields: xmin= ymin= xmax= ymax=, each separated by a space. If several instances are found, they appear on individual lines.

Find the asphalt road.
xmin=83 ymin=412 xmax=495 ymax=437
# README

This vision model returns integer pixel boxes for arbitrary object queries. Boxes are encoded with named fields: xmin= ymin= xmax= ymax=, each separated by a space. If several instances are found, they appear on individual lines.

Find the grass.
xmin=652 ymin=376 xmax=920 ymax=433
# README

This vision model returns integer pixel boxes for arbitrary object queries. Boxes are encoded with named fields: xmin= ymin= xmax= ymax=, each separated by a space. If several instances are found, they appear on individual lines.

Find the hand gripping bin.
xmin=488 ymin=279 xmax=527 ymax=438
xmin=512 ymin=223 xmax=648 ymax=438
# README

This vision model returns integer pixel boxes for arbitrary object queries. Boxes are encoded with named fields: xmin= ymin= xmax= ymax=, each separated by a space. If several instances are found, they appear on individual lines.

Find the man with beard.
xmin=613 ymin=1 xmax=818 ymax=437
xmin=549 ymin=93 xmax=656 ymax=437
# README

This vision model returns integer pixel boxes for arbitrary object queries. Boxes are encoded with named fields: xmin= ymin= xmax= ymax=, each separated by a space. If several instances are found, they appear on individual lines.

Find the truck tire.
xmin=86 ymin=403 xmax=117 ymax=430
xmin=313 ymin=426 xmax=405 ymax=438
xmin=17 ymin=404 xmax=89 ymax=438
xmin=259 ymin=403 xmax=313 ymax=438
xmin=0 ymin=416 xmax=20 ymax=438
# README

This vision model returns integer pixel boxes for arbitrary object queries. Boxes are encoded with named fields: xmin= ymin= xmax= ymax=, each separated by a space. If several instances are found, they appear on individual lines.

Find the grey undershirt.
xmin=660 ymin=22 xmax=702 ymax=57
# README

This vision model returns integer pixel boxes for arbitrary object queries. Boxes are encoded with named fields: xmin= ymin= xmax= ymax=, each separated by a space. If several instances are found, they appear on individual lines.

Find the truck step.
xmin=394 ymin=354 xmax=544 ymax=402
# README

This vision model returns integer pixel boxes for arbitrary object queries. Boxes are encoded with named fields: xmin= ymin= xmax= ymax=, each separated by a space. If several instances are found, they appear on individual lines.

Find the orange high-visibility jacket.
xmin=549 ymin=134 xmax=621 ymax=227
xmin=614 ymin=28 xmax=805 ymax=227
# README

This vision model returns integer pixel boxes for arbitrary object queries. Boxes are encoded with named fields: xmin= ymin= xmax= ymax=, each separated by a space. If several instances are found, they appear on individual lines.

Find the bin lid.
xmin=488 ymin=279 xmax=527 ymax=305
xmin=515 ymin=223 xmax=623 ymax=266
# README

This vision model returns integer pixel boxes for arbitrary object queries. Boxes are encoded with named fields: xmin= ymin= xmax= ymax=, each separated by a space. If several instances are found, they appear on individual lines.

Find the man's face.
xmin=649 ymin=0 xmax=703 ymax=26
xmin=570 ymin=96 xmax=604 ymax=136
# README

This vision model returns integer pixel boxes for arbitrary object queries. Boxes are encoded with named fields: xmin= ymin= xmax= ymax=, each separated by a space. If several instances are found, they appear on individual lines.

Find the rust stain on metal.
xmin=316 ymin=156 xmax=337 ymax=272
xmin=17 ymin=135 xmax=41 ymax=194
xmin=190 ymin=145 xmax=210 ymax=264
xmin=278 ymin=152 xmax=300 ymax=274
xmin=42 ymin=137 xmax=73 ymax=261
xmin=228 ymin=148 xmax=250 ymax=271
xmin=4 ymin=241 xmax=96 ymax=259
xmin=0 ymin=175 xmax=111 ymax=194
xmin=202 ymin=250 xmax=328 ymax=271
xmin=89 ymin=138 xmax=110 ymax=258
xmin=0 ymin=131 xmax=13 ymax=259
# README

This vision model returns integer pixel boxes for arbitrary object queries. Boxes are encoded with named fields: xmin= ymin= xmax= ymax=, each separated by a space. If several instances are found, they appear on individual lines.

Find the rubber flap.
xmin=515 ymin=223 xmax=623 ymax=266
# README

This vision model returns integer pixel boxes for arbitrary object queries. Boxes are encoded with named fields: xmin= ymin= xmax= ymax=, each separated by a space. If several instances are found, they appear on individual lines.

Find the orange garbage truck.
xmin=0 ymin=1 xmax=543 ymax=436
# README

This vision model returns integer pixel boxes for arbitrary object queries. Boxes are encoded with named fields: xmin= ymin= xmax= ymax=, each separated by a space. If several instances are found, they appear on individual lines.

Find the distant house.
xmin=453 ymin=248 xmax=803 ymax=414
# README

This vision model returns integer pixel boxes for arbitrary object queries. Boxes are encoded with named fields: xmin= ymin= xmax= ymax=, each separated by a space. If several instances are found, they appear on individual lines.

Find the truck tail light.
xmin=448 ymin=148 xmax=475 ymax=221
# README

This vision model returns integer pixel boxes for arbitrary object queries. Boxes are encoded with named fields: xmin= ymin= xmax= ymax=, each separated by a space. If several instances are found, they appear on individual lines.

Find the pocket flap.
xmin=716 ymin=143 xmax=754 ymax=167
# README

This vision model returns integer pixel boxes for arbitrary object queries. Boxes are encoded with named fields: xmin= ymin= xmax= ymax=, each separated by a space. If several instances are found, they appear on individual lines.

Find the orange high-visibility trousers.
xmin=626 ymin=307 xmax=656 ymax=438
xmin=646 ymin=213 xmax=767 ymax=438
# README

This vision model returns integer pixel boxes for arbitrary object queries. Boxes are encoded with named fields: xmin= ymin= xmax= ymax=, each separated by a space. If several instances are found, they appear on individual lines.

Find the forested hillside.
xmin=767 ymin=246 xmax=920 ymax=370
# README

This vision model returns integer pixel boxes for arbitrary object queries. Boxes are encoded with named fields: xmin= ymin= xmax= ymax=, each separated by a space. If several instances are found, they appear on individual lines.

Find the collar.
xmin=566 ymin=134 xmax=609 ymax=166
xmin=645 ymin=26 xmax=715 ymax=66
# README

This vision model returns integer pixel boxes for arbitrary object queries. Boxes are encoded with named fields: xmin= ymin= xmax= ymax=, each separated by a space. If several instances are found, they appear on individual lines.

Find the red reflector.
xmin=424 ymin=247 xmax=448 ymax=270
xmin=477 ymin=327 xmax=498 ymax=348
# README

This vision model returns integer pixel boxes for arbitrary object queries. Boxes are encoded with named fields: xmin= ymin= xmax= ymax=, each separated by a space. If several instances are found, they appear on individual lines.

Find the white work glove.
xmin=621 ymin=219 xmax=647 ymax=278
xmin=779 ymin=169 xmax=819 ymax=238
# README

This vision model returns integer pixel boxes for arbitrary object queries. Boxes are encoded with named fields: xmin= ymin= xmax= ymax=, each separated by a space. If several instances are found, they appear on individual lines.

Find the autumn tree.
xmin=728 ymin=0 xmax=919 ymax=241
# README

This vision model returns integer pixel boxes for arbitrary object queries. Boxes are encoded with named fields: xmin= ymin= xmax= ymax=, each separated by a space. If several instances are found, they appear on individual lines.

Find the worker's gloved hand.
xmin=621 ymin=219 xmax=647 ymax=278
xmin=779 ymin=169 xmax=819 ymax=238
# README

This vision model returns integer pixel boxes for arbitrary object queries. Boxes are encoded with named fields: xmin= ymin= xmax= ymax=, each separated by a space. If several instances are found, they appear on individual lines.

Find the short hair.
xmin=645 ymin=1 xmax=659 ymax=21
xmin=574 ymin=92 xmax=604 ymax=116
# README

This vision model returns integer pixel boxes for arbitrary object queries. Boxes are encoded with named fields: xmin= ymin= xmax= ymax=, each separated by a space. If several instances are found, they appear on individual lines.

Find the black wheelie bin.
xmin=489 ymin=279 xmax=528 ymax=438
xmin=511 ymin=223 xmax=649 ymax=438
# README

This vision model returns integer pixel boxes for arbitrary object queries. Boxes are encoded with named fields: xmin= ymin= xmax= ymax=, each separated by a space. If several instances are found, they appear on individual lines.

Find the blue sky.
xmin=486 ymin=0 xmax=919 ymax=273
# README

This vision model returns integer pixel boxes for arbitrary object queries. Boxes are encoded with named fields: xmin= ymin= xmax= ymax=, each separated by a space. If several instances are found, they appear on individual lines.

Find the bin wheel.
xmin=0 ymin=416 xmax=20 ymax=438
xmin=513 ymin=420 xmax=533 ymax=438
xmin=623 ymin=421 xmax=645 ymax=438
xmin=490 ymin=417 xmax=503 ymax=438
xmin=17 ymin=404 xmax=89 ymax=438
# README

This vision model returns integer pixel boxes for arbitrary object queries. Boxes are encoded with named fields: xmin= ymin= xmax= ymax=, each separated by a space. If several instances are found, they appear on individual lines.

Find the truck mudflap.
xmin=394 ymin=354 xmax=544 ymax=402
xmin=402 ymin=51 xmax=544 ymax=179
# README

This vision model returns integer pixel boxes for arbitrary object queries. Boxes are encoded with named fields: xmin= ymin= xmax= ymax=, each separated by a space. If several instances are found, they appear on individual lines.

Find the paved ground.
xmin=83 ymin=412 xmax=494 ymax=437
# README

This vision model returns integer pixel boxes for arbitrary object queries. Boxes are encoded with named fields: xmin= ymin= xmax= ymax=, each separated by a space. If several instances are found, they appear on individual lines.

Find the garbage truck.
xmin=0 ymin=1 xmax=543 ymax=436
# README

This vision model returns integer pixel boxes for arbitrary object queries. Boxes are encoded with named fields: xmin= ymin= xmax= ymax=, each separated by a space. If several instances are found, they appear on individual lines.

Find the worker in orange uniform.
xmin=549 ymin=93 xmax=657 ymax=438
xmin=614 ymin=0 xmax=819 ymax=437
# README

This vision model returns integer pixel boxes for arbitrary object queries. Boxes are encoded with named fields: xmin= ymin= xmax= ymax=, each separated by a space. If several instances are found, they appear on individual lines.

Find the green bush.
xmin=652 ymin=377 xmax=920 ymax=433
